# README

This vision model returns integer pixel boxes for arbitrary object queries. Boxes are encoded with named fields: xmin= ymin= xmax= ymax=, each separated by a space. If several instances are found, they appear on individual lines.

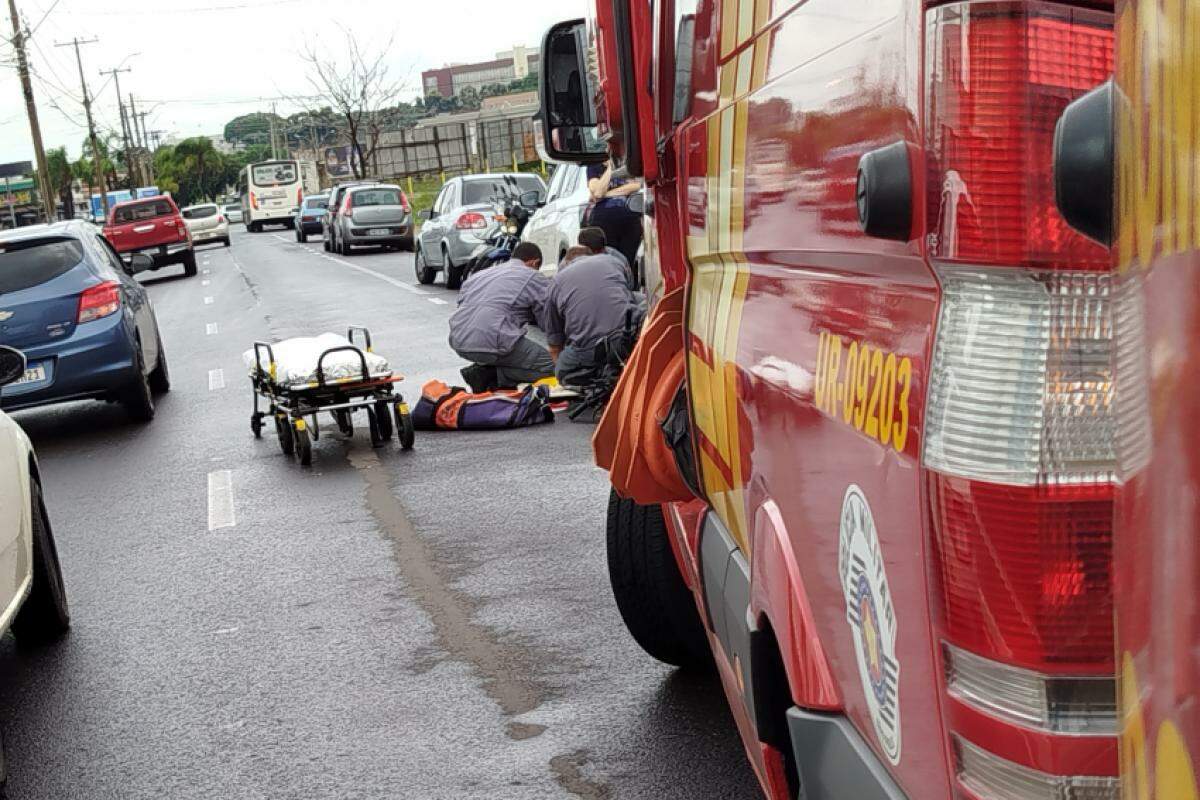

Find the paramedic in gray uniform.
xmin=449 ymin=242 xmax=554 ymax=388
xmin=543 ymin=247 xmax=644 ymax=387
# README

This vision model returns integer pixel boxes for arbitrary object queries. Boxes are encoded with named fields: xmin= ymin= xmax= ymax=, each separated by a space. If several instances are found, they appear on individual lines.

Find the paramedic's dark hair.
xmin=578 ymin=227 xmax=607 ymax=253
xmin=512 ymin=241 xmax=543 ymax=265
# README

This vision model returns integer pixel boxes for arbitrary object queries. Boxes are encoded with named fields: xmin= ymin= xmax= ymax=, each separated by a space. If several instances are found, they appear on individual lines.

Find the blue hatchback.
xmin=0 ymin=220 xmax=169 ymax=421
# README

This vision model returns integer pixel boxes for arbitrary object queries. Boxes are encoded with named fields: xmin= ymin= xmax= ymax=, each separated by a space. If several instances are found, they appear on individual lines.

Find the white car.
xmin=223 ymin=203 xmax=243 ymax=224
xmin=181 ymin=203 xmax=231 ymax=247
xmin=521 ymin=163 xmax=591 ymax=275
xmin=0 ymin=346 xmax=70 ymax=656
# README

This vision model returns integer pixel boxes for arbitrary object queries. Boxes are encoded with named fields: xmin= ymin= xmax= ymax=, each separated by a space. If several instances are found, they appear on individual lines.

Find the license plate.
xmin=15 ymin=364 xmax=46 ymax=385
xmin=368 ymin=228 xmax=391 ymax=236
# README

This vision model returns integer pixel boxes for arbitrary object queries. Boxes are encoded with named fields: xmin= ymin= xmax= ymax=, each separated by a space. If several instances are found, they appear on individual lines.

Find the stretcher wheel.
xmin=276 ymin=415 xmax=295 ymax=455
xmin=334 ymin=410 xmax=353 ymax=436
xmin=295 ymin=423 xmax=313 ymax=466
xmin=395 ymin=401 xmax=415 ymax=451
xmin=367 ymin=408 xmax=385 ymax=449
xmin=251 ymin=413 xmax=264 ymax=439
xmin=374 ymin=399 xmax=394 ymax=440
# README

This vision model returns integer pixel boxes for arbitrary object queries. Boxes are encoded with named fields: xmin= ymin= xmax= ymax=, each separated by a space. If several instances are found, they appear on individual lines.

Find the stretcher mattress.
xmin=243 ymin=333 xmax=392 ymax=388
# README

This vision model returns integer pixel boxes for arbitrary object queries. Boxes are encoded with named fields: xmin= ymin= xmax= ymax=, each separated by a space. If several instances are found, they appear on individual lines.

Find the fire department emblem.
xmin=839 ymin=484 xmax=901 ymax=764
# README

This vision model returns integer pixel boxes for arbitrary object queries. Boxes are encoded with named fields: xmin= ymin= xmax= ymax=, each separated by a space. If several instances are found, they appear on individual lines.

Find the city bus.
xmin=237 ymin=159 xmax=318 ymax=232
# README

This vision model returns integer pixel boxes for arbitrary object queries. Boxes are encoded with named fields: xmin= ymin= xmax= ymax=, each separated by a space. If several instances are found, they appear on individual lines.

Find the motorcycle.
xmin=463 ymin=186 xmax=542 ymax=279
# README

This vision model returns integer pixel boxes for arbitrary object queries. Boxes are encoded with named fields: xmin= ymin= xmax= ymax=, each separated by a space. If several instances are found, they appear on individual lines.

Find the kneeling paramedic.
xmin=449 ymin=242 xmax=554 ymax=389
xmin=544 ymin=248 xmax=644 ymax=387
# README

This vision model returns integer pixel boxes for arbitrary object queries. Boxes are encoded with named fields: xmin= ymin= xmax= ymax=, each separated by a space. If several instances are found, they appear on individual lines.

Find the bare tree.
xmin=301 ymin=28 xmax=408 ymax=180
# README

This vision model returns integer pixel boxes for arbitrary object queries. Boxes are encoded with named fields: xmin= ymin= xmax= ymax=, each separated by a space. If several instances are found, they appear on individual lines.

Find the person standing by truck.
xmin=585 ymin=159 xmax=642 ymax=271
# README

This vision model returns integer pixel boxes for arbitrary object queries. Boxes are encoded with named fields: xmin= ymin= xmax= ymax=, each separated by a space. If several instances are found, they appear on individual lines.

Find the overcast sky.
xmin=0 ymin=0 xmax=586 ymax=164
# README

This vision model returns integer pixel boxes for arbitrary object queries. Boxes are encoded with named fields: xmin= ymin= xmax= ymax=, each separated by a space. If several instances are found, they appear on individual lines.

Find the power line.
xmin=74 ymin=0 xmax=305 ymax=15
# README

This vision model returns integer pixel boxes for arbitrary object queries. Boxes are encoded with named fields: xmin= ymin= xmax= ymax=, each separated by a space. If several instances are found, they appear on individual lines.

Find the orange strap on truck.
xmin=592 ymin=288 xmax=694 ymax=504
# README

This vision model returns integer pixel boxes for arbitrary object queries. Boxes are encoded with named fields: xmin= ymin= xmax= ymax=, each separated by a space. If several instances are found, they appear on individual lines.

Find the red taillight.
xmin=78 ymin=281 xmax=120 ymax=324
xmin=456 ymin=212 xmax=487 ymax=230
xmin=922 ymin=3 xmax=1122 ymax=796
xmin=343 ymin=194 xmax=353 ymax=214
xmin=400 ymin=191 xmax=410 ymax=213
xmin=929 ymin=478 xmax=1114 ymax=673
xmin=218 ymin=215 xmax=225 ymax=224
xmin=926 ymin=3 xmax=1113 ymax=271
xmin=297 ymin=187 xmax=303 ymax=207
xmin=250 ymin=192 xmax=258 ymax=210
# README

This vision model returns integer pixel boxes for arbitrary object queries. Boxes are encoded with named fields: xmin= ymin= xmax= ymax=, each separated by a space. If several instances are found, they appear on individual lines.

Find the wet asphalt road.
xmin=0 ymin=227 xmax=758 ymax=799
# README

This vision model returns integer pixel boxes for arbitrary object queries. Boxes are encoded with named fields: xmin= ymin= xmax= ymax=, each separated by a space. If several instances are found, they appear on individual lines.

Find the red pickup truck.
xmin=102 ymin=196 xmax=197 ymax=277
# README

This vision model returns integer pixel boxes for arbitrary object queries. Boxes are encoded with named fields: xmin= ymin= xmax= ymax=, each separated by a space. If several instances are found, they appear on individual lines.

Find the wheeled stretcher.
xmin=244 ymin=327 xmax=415 ymax=465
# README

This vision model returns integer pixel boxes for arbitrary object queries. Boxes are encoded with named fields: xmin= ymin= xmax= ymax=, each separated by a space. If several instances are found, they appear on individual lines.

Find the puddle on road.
xmin=348 ymin=448 xmax=550 ymax=723
xmin=550 ymin=751 xmax=613 ymax=800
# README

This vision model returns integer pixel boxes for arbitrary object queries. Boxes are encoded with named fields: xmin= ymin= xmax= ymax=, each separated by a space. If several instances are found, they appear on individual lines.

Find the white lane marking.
xmin=208 ymin=368 xmax=225 ymax=391
xmin=207 ymin=470 xmax=236 ymax=531
xmin=202 ymin=269 xmax=211 ymax=275
xmin=206 ymin=323 xmax=218 ymax=335
xmin=272 ymin=234 xmax=290 ymax=242
xmin=202 ymin=280 xmax=211 ymax=287
xmin=204 ymin=296 xmax=214 ymax=305
xmin=427 ymin=297 xmax=449 ymax=306
xmin=327 ymin=257 xmax=428 ymax=295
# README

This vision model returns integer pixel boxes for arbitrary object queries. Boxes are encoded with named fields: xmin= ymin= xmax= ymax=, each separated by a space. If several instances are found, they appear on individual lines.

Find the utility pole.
xmin=57 ymin=37 xmax=108 ymax=217
xmin=100 ymin=66 xmax=134 ymax=188
xmin=6 ymin=0 xmax=55 ymax=221
xmin=132 ymin=103 xmax=154 ymax=183
xmin=269 ymin=102 xmax=279 ymax=159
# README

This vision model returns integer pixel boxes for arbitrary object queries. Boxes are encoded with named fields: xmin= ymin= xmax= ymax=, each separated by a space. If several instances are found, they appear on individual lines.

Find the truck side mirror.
xmin=0 ymin=346 xmax=26 ymax=387
xmin=1054 ymin=79 xmax=1114 ymax=247
xmin=538 ymin=18 xmax=608 ymax=164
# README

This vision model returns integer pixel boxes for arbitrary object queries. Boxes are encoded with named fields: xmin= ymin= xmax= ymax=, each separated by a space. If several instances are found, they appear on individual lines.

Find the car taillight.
xmin=77 ymin=281 xmax=121 ymax=324
xmin=343 ymin=194 xmax=353 ymax=215
xmin=250 ymin=192 xmax=258 ymax=210
xmin=456 ymin=212 xmax=487 ymax=230
xmin=922 ymin=3 xmax=1126 ymax=796
xmin=218 ymin=215 xmax=225 ymax=224
xmin=297 ymin=187 xmax=303 ymax=207
xmin=400 ymin=192 xmax=410 ymax=213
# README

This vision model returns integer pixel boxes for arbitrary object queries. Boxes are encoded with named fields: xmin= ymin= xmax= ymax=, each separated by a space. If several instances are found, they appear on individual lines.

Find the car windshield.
xmin=0 ymin=239 xmax=84 ymax=293
xmin=461 ymin=176 xmax=545 ymax=207
xmin=182 ymin=205 xmax=219 ymax=220
xmin=251 ymin=162 xmax=298 ymax=187
xmin=305 ymin=197 xmax=328 ymax=209
xmin=113 ymin=200 xmax=173 ymax=224
xmin=351 ymin=189 xmax=401 ymax=207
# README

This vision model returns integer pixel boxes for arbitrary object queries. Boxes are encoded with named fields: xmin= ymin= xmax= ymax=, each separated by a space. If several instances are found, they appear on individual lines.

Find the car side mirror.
xmin=418 ymin=209 xmax=434 ymax=221
xmin=125 ymin=253 xmax=154 ymax=275
xmin=0 ymin=346 xmax=27 ymax=387
xmin=519 ymin=190 xmax=544 ymax=209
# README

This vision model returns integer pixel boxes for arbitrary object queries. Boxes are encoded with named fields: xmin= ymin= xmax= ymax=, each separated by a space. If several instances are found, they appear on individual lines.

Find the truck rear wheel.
xmin=606 ymin=489 xmax=711 ymax=669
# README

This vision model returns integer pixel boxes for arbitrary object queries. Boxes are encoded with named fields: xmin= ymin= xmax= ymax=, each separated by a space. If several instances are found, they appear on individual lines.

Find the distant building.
xmin=421 ymin=45 xmax=540 ymax=99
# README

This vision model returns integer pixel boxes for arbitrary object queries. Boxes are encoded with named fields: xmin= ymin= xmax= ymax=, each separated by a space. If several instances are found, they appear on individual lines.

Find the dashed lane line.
xmin=202 ymin=280 xmax=211 ymax=287
xmin=207 ymin=470 xmax=236 ymax=531
xmin=206 ymin=323 xmax=218 ymax=335
xmin=208 ymin=368 xmax=225 ymax=391
xmin=204 ymin=296 xmax=214 ymax=305
xmin=427 ymin=297 xmax=449 ymax=306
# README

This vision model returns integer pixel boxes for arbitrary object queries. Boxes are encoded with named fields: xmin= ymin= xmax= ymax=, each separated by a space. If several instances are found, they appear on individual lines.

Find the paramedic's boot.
xmin=461 ymin=363 xmax=499 ymax=394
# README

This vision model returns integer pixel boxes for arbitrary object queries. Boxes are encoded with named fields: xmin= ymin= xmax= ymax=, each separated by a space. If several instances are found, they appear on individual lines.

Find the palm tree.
xmin=45 ymin=147 xmax=75 ymax=220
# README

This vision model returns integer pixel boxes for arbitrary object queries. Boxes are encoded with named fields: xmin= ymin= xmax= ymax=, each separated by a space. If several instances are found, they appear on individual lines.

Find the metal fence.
xmin=370 ymin=116 xmax=541 ymax=183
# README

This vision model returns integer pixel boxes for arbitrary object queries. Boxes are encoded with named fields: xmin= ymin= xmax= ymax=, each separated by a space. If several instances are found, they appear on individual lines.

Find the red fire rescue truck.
xmin=539 ymin=1 xmax=1127 ymax=797
xmin=1056 ymin=1 xmax=1200 ymax=798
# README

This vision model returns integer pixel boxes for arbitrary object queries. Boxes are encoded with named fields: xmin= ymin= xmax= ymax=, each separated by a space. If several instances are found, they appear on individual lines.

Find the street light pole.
xmin=6 ymin=0 xmax=55 ymax=221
